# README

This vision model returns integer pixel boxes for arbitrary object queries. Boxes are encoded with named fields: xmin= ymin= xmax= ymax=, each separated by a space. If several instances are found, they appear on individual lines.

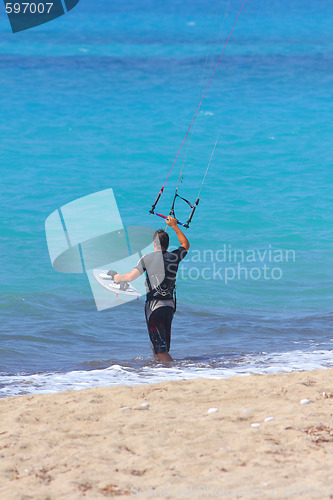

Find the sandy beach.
xmin=0 ymin=369 xmax=332 ymax=500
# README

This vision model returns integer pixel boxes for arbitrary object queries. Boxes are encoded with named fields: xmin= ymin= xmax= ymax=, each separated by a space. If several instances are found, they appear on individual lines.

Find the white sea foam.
xmin=0 ymin=348 xmax=332 ymax=399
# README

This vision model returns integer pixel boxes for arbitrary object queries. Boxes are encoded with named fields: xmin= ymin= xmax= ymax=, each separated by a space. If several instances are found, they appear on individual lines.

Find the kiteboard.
xmin=93 ymin=269 xmax=140 ymax=299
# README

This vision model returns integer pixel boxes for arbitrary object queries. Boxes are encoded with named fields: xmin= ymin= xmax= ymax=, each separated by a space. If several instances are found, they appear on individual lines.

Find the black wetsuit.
xmin=135 ymin=246 xmax=187 ymax=353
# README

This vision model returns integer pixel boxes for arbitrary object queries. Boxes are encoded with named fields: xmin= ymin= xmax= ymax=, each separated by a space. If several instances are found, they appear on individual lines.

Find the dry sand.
xmin=0 ymin=369 xmax=332 ymax=500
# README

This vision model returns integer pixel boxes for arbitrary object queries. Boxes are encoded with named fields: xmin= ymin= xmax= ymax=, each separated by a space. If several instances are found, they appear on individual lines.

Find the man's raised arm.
xmin=166 ymin=216 xmax=190 ymax=251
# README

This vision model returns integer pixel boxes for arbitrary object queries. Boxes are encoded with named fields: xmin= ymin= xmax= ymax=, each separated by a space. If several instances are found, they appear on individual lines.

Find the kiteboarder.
xmin=113 ymin=216 xmax=189 ymax=362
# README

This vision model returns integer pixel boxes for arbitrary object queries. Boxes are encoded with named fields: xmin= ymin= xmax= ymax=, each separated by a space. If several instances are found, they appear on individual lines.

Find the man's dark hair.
xmin=153 ymin=229 xmax=169 ymax=250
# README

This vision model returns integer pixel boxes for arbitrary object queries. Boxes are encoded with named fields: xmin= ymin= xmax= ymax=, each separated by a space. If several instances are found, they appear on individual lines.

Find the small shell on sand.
xmin=300 ymin=399 xmax=311 ymax=405
xmin=264 ymin=417 xmax=275 ymax=422
xmin=251 ymin=423 xmax=260 ymax=428
xmin=119 ymin=407 xmax=132 ymax=411
xmin=134 ymin=403 xmax=150 ymax=410
xmin=207 ymin=408 xmax=219 ymax=414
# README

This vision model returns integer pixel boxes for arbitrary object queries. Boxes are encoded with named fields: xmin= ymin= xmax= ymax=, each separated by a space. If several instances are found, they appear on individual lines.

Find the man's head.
xmin=153 ymin=229 xmax=169 ymax=251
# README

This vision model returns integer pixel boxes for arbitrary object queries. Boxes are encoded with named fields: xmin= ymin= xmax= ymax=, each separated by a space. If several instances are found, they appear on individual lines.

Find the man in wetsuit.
xmin=113 ymin=216 xmax=189 ymax=362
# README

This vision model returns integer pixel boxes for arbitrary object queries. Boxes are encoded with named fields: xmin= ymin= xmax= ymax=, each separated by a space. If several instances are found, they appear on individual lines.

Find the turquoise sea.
xmin=1 ymin=0 xmax=332 ymax=397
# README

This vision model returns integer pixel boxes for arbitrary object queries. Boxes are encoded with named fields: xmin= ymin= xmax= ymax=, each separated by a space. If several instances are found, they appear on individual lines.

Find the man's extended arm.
xmin=166 ymin=216 xmax=190 ymax=250
xmin=114 ymin=217 xmax=188 ymax=283
xmin=114 ymin=268 xmax=141 ymax=283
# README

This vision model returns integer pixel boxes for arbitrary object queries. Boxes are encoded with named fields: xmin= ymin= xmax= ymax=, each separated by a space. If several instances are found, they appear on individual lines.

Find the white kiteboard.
xmin=93 ymin=269 xmax=140 ymax=299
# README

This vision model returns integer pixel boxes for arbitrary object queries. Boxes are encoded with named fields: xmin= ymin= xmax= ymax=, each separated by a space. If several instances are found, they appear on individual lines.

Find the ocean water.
xmin=1 ymin=0 xmax=332 ymax=398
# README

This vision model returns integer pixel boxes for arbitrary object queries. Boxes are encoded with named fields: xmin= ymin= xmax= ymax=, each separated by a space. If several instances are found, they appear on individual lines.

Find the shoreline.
xmin=1 ymin=368 xmax=332 ymax=499
xmin=2 ymin=348 xmax=333 ymax=400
